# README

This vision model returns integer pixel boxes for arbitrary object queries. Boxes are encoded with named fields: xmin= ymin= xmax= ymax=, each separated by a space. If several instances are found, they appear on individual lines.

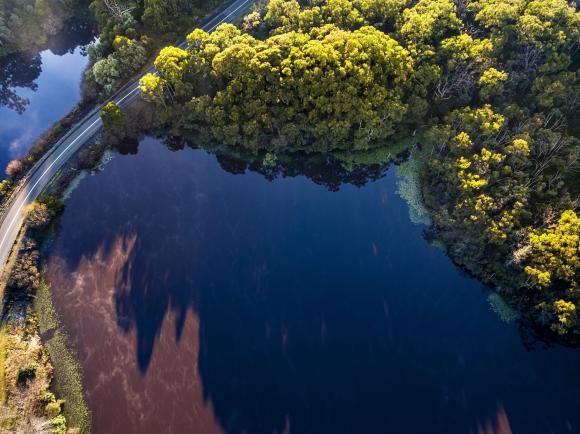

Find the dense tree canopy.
xmin=88 ymin=0 xmax=215 ymax=51
xmin=86 ymin=0 xmax=222 ymax=96
xmin=142 ymin=23 xmax=414 ymax=151
xmin=91 ymin=35 xmax=148 ymax=95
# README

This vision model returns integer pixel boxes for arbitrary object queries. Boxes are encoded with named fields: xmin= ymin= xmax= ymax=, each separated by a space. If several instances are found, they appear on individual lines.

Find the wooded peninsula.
xmin=135 ymin=0 xmax=579 ymax=338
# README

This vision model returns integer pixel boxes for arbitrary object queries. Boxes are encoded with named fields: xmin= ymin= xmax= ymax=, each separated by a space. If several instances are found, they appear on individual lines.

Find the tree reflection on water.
xmin=0 ymin=12 xmax=94 ymax=113
xmin=45 ymin=138 xmax=580 ymax=434
xmin=0 ymin=52 xmax=41 ymax=113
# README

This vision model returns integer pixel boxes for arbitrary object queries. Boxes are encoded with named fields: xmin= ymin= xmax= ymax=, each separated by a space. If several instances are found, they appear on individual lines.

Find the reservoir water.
xmin=45 ymin=137 xmax=580 ymax=434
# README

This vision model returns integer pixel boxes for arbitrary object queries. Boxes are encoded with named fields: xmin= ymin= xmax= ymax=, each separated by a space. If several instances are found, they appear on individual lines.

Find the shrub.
xmin=37 ymin=195 xmax=65 ymax=215
xmin=5 ymin=160 xmax=24 ymax=178
xmin=8 ymin=249 xmax=40 ymax=292
xmin=45 ymin=401 xmax=63 ymax=418
xmin=17 ymin=363 xmax=38 ymax=384
xmin=50 ymin=414 xmax=67 ymax=434
xmin=40 ymin=391 xmax=56 ymax=404
xmin=25 ymin=203 xmax=51 ymax=230
xmin=100 ymin=102 xmax=126 ymax=130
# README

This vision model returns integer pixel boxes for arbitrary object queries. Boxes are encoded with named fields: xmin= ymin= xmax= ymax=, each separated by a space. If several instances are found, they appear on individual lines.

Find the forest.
xmin=138 ymin=0 xmax=580 ymax=339
xmin=85 ymin=0 xmax=223 ymax=97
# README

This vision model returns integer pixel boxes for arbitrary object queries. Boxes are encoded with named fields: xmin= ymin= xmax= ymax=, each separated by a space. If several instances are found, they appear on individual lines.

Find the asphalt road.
xmin=0 ymin=0 xmax=253 ymax=278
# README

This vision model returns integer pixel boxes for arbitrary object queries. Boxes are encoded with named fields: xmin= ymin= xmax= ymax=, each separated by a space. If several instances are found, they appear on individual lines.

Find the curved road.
xmin=0 ymin=0 xmax=253 ymax=277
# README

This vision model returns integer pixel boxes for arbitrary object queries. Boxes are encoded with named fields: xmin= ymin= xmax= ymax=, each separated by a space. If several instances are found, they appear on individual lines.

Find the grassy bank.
xmin=0 ymin=215 xmax=88 ymax=433
xmin=35 ymin=282 xmax=90 ymax=433
xmin=0 ymin=137 xmax=109 ymax=432
xmin=0 ymin=327 xmax=6 ymax=404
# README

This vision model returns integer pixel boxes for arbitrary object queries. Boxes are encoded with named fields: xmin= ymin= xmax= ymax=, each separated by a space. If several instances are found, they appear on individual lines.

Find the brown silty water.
xmin=46 ymin=231 xmax=225 ymax=434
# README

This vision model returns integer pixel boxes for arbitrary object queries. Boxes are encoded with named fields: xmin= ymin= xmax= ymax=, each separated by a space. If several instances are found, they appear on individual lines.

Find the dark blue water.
xmin=0 ymin=18 xmax=94 ymax=176
xmin=47 ymin=137 xmax=580 ymax=434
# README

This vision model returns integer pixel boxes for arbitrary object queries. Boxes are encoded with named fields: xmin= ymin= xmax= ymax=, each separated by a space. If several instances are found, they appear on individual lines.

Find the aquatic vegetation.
xmin=488 ymin=292 xmax=519 ymax=324
xmin=396 ymin=155 xmax=431 ymax=226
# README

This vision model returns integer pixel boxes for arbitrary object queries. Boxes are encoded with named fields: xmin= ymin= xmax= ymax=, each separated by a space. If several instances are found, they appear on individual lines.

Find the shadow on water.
xmin=43 ymin=12 xmax=96 ymax=57
xmin=48 ymin=137 xmax=580 ymax=434
xmin=0 ymin=12 xmax=95 ymax=113
xmin=70 ymin=138 xmax=395 ymax=373
xmin=212 ymin=151 xmax=390 ymax=192
xmin=0 ymin=52 xmax=42 ymax=113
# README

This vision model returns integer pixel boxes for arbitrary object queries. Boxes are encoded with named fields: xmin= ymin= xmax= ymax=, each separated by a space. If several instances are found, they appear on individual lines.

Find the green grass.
xmin=0 ymin=327 xmax=6 ymax=404
xmin=35 ymin=282 xmax=91 ymax=434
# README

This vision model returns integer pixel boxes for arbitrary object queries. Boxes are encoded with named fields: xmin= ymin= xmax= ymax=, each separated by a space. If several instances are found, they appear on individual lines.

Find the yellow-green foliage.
xmin=263 ymin=0 xmax=407 ymax=34
xmin=469 ymin=0 xmax=523 ymax=30
xmin=479 ymin=67 xmax=508 ymax=99
xmin=264 ymin=0 xmax=300 ymax=33
xmin=100 ymin=102 xmax=126 ymax=130
xmin=147 ymin=23 xmax=414 ymax=152
xmin=505 ymin=138 xmax=530 ymax=158
xmin=424 ymin=107 xmax=578 ymax=336
xmin=552 ymin=299 xmax=577 ymax=335
xmin=45 ymin=400 xmax=63 ymax=418
xmin=440 ymin=34 xmax=493 ymax=65
xmin=50 ymin=414 xmax=67 ymax=434
xmin=454 ymin=146 xmax=505 ymax=192
xmin=0 ymin=314 xmax=58 ymax=431
xmin=139 ymin=73 xmax=166 ymax=103
xmin=153 ymin=46 xmax=189 ymax=82
xmin=525 ymin=210 xmax=580 ymax=289
xmin=400 ymin=0 xmax=461 ymax=45
xmin=447 ymin=105 xmax=505 ymax=137
xmin=0 ymin=328 xmax=6 ymax=404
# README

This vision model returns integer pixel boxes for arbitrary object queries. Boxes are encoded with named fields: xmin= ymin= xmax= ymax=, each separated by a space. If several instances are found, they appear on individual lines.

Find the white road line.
xmin=117 ymin=86 xmax=140 ymax=104
xmin=207 ymin=0 xmax=252 ymax=32
xmin=120 ymin=0 xmax=252 ymax=98
xmin=0 ymin=0 xmax=254 ymax=261
xmin=200 ymin=12 xmax=226 ymax=31
xmin=0 ymin=117 xmax=101 ymax=251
